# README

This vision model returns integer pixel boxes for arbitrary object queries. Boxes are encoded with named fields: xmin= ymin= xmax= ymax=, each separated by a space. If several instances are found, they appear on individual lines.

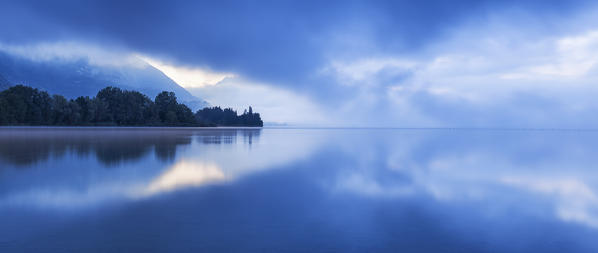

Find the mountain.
xmin=0 ymin=51 xmax=209 ymax=111
xmin=0 ymin=73 xmax=10 ymax=90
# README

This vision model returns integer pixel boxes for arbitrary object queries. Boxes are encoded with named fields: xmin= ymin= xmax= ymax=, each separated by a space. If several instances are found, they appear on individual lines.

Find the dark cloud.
xmin=0 ymin=0 xmax=589 ymax=94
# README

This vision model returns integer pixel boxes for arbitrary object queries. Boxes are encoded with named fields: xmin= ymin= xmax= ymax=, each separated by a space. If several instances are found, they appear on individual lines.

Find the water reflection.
xmin=326 ymin=129 xmax=598 ymax=230
xmin=2 ymin=128 xmax=598 ymax=252
xmin=143 ymin=161 xmax=227 ymax=195
xmin=0 ymin=128 xmax=193 ymax=166
xmin=0 ymin=128 xmax=272 ymax=207
xmin=502 ymin=176 xmax=598 ymax=228
xmin=0 ymin=128 xmax=263 ymax=167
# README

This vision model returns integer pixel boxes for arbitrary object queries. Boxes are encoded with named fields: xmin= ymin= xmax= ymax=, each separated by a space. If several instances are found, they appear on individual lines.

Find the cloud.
xmin=188 ymin=77 xmax=331 ymax=125
xmin=0 ymin=0 xmax=589 ymax=87
xmin=319 ymin=14 xmax=598 ymax=127
xmin=502 ymin=30 xmax=598 ymax=79
xmin=0 ymin=0 xmax=597 ymax=126
xmin=0 ymin=41 xmax=145 ymax=68
xmin=141 ymin=55 xmax=234 ymax=88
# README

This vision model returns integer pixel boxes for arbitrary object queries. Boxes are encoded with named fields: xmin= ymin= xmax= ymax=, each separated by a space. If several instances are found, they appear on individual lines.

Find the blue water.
xmin=1 ymin=127 xmax=598 ymax=252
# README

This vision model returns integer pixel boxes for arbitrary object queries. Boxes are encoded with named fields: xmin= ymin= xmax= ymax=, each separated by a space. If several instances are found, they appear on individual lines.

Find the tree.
xmin=75 ymin=96 xmax=93 ymax=125
xmin=0 ymin=96 xmax=6 ymax=124
xmin=196 ymin=106 xmax=263 ymax=127
xmin=0 ymin=85 xmax=263 ymax=127
xmin=51 ymin=95 xmax=69 ymax=125
xmin=155 ymin=91 xmax=178 ymax=124
xmin=0 ymin=85 xmax=53 ymax=125
xmin=176 ymin=104 xmax=196 ymax=126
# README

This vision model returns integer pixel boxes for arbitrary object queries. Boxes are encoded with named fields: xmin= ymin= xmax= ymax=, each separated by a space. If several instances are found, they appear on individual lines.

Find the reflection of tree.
xmin=0 ymin=129 xmax=193 ymax=167
xmin=0 ymin=128 xmax=263 ymax=168
xmin=197 ymin=130 xmax=236 ymax=144
xmin=195 ymin=129 xmax=261 ymax=145
xmin=154 ymin=135 xmax=192 ymax=163
xmin=242 ymin=129 xmax=261 ymax=145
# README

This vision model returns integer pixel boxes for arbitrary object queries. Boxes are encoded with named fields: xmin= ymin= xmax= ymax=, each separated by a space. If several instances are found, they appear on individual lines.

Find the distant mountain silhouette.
xmin=0 ymin=51 xmax=209 ymax=111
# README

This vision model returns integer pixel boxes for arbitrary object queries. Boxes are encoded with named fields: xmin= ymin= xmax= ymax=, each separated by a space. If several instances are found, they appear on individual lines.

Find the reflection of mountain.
xmin=0 ymin=51 xmax=209 ymax=110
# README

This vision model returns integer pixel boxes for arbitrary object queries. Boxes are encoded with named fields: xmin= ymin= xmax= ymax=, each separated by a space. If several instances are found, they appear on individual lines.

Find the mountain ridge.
xmin=0 ymin=51 xmax=209 ymax=110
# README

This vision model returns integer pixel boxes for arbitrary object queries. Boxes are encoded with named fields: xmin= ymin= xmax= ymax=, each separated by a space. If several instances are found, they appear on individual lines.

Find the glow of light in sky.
xmin=140 ymin=55 xmax=234 ymax=88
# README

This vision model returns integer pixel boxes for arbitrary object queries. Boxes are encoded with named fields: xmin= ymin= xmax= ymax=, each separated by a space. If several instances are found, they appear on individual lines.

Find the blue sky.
xmin=1 ymin=0 xmax=598 ymax=126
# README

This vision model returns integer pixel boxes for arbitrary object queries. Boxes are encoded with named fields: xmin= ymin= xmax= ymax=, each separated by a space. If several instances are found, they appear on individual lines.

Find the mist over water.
xmin=1 ymin=127 xmax=598 ymax=252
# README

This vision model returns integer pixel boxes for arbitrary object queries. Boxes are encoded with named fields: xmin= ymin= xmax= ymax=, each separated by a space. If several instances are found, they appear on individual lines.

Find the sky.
xmin=1 ymin=0 xmax=598 ymax=127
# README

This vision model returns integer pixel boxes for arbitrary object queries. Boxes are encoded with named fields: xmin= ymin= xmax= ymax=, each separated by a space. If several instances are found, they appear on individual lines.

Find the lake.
xmin=1 ymin=127 xmax=598 ymax=252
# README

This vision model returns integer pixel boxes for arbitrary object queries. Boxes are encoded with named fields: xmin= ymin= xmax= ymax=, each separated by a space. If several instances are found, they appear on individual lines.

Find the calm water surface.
xmin=1 ymin=127 xmax=598 ymax=252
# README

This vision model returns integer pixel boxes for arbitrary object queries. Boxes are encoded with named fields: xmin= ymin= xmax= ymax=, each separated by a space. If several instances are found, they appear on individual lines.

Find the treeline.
xmin=0 ymin=85 xmax=263 ymax=127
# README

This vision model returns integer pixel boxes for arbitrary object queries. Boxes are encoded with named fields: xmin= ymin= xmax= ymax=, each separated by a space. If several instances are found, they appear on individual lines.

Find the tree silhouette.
xmin=0 ymin=85 xmax=263 ymax=127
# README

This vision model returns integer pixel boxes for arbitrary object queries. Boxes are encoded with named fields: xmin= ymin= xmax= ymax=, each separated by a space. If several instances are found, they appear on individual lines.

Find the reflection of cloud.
xmin=2 ymin=185 xmax=130 ymax=208
xmin=0 ymin=129 xmax=325 ymax=209
xmin=502 ymin=176 xmax=598 ymax=228
xmin=142 ymin=161 xmax=227 ymax=196
xmin=0 ymin=160 xmax=231 ymax=208
xmin=337 ymin=151 xmax=598 ymax=229
xmin=137 ymin=128 xmax=327 ymax=196
xmin=334 ymin=172 xmax=414 ymax=197
xmin=330 ymin=131 xmax=598 ymax=229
